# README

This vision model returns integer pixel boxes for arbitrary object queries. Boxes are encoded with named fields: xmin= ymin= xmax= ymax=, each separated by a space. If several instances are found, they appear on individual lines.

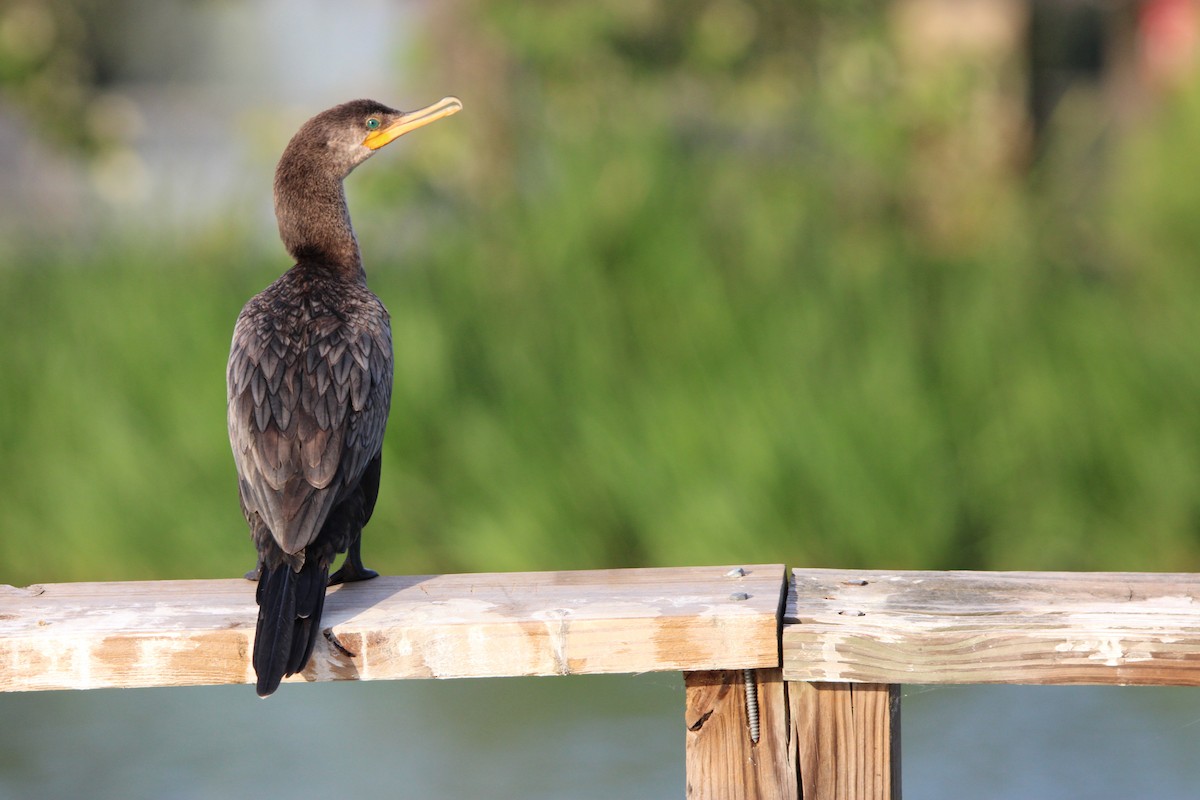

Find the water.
xmin=904 ymin=684 xmax=1200 ymax=798
xmin=1 ymin=678 xmax=1199 ymax=799
xmin=0 ymin=675 xmax=683 ymax=800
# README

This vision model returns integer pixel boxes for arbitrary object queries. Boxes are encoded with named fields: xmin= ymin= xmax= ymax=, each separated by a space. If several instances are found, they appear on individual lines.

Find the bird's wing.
xmin=227 ymin=297 xmax=392 ymax=556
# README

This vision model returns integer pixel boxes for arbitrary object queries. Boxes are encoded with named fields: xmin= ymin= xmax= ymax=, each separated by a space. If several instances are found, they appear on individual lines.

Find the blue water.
xmin=1 ymin=678 xmax=1198 ymax=798
xmin=0 ymin=676 xmax=682 ymax=800
xmin=904 ymin=684 xmax=1200 ymax=798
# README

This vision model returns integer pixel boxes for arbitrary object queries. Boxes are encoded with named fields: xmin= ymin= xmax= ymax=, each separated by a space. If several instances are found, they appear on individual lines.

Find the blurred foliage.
xmin=1 ymin=2 xmax=1199 ymax=585
xmin=0 ymin=0 xmax=174 ymax=154
xmin=0 ymin=0 xmax=99 ymax=151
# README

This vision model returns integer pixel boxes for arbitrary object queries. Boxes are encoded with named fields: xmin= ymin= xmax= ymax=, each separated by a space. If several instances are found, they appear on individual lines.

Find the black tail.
xmin=253 ymin=559 xmax=329 ymax=697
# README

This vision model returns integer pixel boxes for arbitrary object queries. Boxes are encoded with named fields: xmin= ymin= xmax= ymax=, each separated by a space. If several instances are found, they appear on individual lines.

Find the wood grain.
xmin=792 ymin=682 xmax=899 ymax=800
xmin=784 ymin=569 xmax=1200 ymax=685
xmin=684 ymin=669 xmax=797 ymax=800
xmin=0 ymin=564 xmax=784 ymax=692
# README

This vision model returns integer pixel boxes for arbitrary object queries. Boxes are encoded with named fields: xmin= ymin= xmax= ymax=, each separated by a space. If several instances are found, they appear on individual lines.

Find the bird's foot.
xmin=329 ymin=537 xmax=378 ymax=585
xmin=329 ymin=563 xmax=379 ymax=585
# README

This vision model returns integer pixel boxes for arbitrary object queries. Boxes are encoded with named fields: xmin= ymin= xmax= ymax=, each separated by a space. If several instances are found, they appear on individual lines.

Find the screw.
xmin=744 ymin=669 xmax=760 ymax=743
xmin=725 ymin=567 xmax=747 ymax=578
xmin=729 ymin=592 xmax=751 ymax=601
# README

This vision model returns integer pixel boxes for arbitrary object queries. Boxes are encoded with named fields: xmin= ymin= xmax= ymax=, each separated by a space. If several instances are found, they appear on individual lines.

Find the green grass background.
xmin=1 ymin=6 xmax=1198 ymax=584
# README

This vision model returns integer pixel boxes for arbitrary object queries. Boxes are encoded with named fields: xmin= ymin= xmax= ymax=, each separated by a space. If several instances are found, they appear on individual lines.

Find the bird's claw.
xmin=329 ymin=564 xmax=379 ymax=586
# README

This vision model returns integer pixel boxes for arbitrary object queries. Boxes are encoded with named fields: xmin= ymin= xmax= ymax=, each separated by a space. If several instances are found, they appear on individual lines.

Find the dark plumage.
xmin=227 ymin=96 xmax=461 ymax=696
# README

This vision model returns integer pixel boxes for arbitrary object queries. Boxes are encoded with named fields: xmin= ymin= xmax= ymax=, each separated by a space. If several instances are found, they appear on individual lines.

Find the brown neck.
xmin=274 ymin=154 xmax=364 ymax=279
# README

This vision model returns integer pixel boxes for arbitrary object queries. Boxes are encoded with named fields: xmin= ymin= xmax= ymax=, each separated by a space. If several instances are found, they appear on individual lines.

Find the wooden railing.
xmin=3 ymin=565 xmax=1198 ymax=799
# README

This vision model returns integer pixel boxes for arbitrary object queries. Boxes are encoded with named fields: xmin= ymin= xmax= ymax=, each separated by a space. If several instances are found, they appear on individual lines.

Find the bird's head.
xmin=282 ymin=96 xmax=463 ymax=180
xmin=272 ymin=96 xmax=461 ymax=271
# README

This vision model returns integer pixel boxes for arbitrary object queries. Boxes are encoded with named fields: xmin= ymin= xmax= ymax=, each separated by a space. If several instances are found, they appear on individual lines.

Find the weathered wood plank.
xmin=791 ymin=682 xmax=900 ymax=800
xmin=0 ymin=564 xmax=784 ymax=692
xmin=684 ymin=668 xmax=798 ymax=800
xmin=783 ymin=569 xmax=1200 ymax=685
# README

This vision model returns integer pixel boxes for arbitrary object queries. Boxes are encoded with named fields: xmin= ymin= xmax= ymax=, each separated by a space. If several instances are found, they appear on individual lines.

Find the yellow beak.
xmin=363 ymin=96 xmax=463 ymax=150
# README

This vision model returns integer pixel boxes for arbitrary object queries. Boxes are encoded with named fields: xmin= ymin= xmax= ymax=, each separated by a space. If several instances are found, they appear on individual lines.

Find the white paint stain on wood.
xmin=0 ymin=565 xmax=784 ymax=692
xmin=783 ymin=568 xmax=1200 ymax=686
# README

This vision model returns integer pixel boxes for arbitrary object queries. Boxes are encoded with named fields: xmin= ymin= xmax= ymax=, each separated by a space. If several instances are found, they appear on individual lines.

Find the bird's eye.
xmin=366 ymin=117 xmax=381 ymax=130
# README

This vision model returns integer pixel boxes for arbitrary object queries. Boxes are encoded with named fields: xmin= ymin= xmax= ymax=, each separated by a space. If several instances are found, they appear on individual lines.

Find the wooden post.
xmin=684 ymin=670 xmax=899 ymax=800
xmin=684 ymin=668 xmax=797 ymax=800
xmin=791 ymin=682 xmax=900 ymax=800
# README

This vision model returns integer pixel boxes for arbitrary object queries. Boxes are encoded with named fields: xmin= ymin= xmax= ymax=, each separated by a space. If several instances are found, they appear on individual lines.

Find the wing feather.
xmin=228 ymin=277 xmax=392 ymax=557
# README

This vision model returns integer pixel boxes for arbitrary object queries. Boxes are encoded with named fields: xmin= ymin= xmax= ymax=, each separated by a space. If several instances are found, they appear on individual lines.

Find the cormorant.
xmin=227 ymin=96 xmax=461 ymax=696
